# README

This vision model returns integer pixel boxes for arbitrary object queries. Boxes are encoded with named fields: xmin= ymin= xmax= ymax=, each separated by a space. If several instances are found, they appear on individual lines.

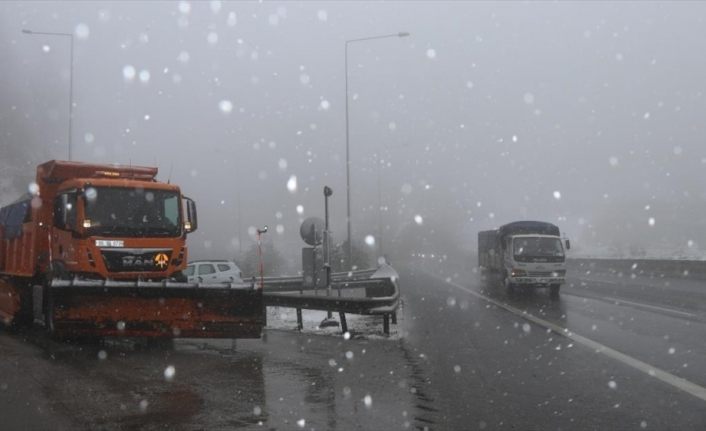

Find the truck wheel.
xmin=550 ymin=284 xmax=560 ymax=299
xmin=503 ymin=272 xmax=515 ymax=293
xmin=10 ymin=282 xmax=33 ymax=329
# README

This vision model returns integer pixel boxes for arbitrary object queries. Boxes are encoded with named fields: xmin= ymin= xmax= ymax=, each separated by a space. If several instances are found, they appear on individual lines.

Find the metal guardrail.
xmin=261 ymin=265 xmax=401 ymax=335
xmin=253 ymin=268 xmax=379 ymax=291
xmin=567 ymin=258 xmax=706 ymax=281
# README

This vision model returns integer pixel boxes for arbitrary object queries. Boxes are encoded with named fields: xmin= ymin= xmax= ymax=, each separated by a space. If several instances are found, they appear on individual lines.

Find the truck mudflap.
xmin=48 ymin=279 xmax=264 ymax=339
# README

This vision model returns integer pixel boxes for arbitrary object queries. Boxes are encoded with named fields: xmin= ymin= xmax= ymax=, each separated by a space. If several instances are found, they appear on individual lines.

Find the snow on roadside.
xmin=266 ymin=305 xmax=405 ymax=340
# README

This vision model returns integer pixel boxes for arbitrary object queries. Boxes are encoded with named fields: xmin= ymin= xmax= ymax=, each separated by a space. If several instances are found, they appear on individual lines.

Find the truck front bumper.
xmin=510 ymin=277 xmax=564 ymax=286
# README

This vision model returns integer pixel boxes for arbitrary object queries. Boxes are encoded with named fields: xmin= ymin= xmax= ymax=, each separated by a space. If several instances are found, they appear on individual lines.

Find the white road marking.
xmin=439 ymin=277 xmax=706 ymax=403
xmin=568 ymin=277 xmax=699 ymax=318
xmin=602 ymin=296 xmax=697 ymax=318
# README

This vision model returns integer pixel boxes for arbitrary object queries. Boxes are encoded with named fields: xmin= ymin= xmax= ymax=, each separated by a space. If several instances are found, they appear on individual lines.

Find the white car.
xmin=184 ymin=260 xmax=244 ymax=284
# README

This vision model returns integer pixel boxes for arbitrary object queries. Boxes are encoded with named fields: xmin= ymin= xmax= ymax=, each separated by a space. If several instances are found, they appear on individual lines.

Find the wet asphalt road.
xmin=402 ymin=261 xmax=706 ymax=430
xmin=0 ymin=327 xmax=426 ymax=430
xmin=1 ymin=260 xmax=706 ymax=430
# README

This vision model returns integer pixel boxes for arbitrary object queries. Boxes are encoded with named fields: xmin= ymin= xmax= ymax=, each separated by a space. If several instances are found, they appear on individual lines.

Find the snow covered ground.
xmin=265 ymin=304 xmax=406 ymax=340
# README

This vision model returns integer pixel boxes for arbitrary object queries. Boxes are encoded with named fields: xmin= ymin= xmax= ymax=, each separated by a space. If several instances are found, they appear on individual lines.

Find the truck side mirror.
xmin=565 ymin=239 xmax=571 ymax=250
xmin=184 ymin=197 xmax=198 ymax=233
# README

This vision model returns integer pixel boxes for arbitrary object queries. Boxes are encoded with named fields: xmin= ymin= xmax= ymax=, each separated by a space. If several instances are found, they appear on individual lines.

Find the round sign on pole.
xmin=300 ymin=217 xmax=325 ymax=246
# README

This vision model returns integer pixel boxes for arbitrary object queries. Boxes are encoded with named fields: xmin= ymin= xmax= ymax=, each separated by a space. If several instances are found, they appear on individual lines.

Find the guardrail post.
xmin=391 ymin=311 xmax=397 ymax=325
xmin=296 ymin=308 xmax=303 ymax=330
xmin=383 ymin=314 xmax=390 ymax=335
xmin=339 ymin=312 xmax=347 ymax=333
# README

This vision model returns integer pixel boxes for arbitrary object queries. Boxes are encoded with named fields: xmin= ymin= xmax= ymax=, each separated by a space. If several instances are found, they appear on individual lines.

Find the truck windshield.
xmin=83 ymin=187 xmax=181 ymax=238
xmin=513 ymin=237 xmax=564 ymax=258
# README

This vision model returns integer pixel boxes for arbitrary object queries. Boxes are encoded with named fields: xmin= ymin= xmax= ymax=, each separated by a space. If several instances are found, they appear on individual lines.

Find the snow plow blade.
xmin=47 ymin=279 xmax=264 ymax=339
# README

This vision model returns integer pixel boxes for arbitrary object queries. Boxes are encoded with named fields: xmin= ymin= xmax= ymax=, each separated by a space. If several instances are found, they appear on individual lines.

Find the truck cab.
xmin=50 ymin=177 xmax=197 ymax=281
xmin=503 ymin=234 xmax=567 ymax=293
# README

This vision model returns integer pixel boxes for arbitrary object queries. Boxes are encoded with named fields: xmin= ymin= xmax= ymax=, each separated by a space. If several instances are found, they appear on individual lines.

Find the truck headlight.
xmin=511 ymin=269 xmax=527 ymax=277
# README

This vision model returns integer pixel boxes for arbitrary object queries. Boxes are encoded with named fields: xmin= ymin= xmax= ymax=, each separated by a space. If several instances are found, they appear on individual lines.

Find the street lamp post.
xmin=345 ymin=31 xmax=409 ymax=268
xmin=22 ymin=28 xmax=75 ymax=161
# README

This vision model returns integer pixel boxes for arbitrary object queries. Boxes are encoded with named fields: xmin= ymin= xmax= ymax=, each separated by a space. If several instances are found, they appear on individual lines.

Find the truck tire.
xmin=43 ymin=264 xmax=68 ymax=335
xmin=10 ymin=282 xmax=33 ymax=329
xmin=503 ymin=272 xmax=516 ymax=293
xmin=550 ymin=284 xmax=560 ymax=299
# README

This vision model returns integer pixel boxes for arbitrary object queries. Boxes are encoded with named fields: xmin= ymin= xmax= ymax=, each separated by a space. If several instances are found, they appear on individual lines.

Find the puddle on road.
xmin=9 ymin=327 xmax=437 ymax=430
xmin=179 ymin=330 xmax=439 ymax=430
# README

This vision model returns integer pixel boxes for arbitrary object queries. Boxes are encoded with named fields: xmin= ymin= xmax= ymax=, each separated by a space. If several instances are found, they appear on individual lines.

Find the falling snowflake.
xmin=75 ymin=23 xmax=90 ymax=39
xmin=122 ymin=65 xmax=136 ymax=82
xmin=164 ymin=365 xmax=176 ymax=381
xmin=287 ymin=175 xmax=298 ymax=193
xmin=227 ymin=11 xmax=237 ymax=26
xmin=219 ymin=100 xmax=233 ymax=113
xmin=138 ymin=69 xmax=151 ymax=83
xmin=178 ymin=1 xmax=191 ymax=14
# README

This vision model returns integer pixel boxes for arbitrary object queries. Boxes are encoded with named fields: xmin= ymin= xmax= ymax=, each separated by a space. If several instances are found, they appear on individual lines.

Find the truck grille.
xmin=101 ymin=248 xmax=172 ymax=272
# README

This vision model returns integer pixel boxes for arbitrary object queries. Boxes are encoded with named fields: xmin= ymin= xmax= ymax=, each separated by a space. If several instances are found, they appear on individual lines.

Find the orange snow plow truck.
xmin=0 ymin=160 xmax=263 ymax=339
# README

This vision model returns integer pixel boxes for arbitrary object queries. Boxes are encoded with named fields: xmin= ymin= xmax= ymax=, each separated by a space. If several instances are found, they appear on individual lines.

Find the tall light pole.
xmin=345 ymin=31 xmax=409 ymax=268
xmin=22 ymin=28 xmax=75 ymax=161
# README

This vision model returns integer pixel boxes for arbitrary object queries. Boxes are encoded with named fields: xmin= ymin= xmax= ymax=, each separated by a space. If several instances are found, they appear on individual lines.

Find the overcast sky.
xmin=2 ymin=1 xmax=706 ymax=261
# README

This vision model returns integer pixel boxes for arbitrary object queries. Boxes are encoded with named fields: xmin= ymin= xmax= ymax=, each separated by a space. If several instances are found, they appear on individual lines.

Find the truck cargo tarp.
xmin=0 ymin=198 xmax=30 ymax=239
xmin=498 ymin=221 xmax=560 ymax=238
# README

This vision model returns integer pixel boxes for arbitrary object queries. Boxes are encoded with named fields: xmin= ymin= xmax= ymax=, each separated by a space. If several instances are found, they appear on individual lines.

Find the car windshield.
xmin=2 ymin=2 xmax=705 ymax=430
xmin=84 ymin=187 xmax=181 ymax=238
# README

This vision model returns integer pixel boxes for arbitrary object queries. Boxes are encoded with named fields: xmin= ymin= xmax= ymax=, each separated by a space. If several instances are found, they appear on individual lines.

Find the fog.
xmin=2 ymin=1 xmax=706 ymax=266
